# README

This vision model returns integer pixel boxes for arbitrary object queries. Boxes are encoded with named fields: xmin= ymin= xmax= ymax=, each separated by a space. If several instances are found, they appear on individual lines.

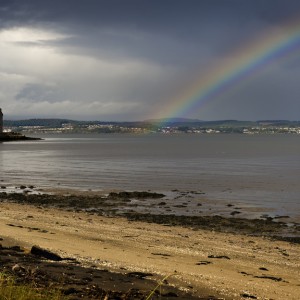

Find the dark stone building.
xmin=0 ymin=108 xmax=3 ymax=134
xmin=0 ymin=109 xmax=40 ymax=141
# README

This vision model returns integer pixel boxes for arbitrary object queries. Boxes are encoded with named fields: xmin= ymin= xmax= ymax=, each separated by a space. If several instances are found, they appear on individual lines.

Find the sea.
xmin=0 ymin=133 xmax=299 ymax=221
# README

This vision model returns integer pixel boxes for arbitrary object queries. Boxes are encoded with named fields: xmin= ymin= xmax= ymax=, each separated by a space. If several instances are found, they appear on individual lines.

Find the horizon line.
xmin=3 ymin=117 xmax=300 ymax=123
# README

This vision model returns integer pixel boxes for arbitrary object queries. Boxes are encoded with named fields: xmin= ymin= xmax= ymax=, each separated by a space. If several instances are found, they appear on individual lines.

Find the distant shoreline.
xmin=3 ymin=118 xmax=300 ymax=134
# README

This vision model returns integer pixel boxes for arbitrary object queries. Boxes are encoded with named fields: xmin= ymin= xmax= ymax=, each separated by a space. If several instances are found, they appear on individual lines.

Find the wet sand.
xmin=0 ymin=189 xmax=299 ymax=299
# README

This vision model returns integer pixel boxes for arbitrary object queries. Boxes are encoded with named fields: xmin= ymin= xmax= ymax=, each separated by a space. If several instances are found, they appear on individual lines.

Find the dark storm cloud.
xmin=3 ymin=1 xmax=300 ymax=29
xmin=1 ymin=0 xmax=291 ymax=69
xmin=1 ymin=0 xmax=300 ymax=120
xmin=2 ymin=0 xmax=300 ymax=64
xmin=2 ymin=1 xmax=297 ymax=49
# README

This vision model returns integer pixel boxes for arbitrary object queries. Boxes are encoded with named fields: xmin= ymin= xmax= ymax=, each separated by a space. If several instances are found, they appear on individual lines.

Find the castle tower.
xmin=0 ymin=108 xmax=3 ymax=133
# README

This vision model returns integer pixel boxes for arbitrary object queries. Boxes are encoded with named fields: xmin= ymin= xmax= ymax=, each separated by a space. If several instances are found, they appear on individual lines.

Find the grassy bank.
xmin=0 ymin=273 xmax=66 ymax=300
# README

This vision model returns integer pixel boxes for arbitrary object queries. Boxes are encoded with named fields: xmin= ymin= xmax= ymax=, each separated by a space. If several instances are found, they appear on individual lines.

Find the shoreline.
xmin=1 ymin=182 xmax=300 ymax=223
xmin=1 ymin=187 xmax=299 ymax=242
xmin=0 ymin=187 xmax=299 ymax=299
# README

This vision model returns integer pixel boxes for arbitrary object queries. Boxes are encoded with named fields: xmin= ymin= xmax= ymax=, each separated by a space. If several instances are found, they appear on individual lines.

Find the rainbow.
xmin=151 ymin=17 xmax=300 ymax=125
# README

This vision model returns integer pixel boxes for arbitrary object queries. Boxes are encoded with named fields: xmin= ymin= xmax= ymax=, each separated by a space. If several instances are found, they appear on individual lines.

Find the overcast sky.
xmin=1 ymin=0 xmax=300 ymax=121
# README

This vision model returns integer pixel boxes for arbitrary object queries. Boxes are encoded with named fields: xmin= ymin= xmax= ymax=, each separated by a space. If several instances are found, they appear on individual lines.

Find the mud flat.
xmin=0 ymin=189 xmax=299 ymax=299
xmin=1 ymin=189 xmax=299 ymax=242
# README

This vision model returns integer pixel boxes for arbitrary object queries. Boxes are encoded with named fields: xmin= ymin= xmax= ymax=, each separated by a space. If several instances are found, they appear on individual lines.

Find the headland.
xmin=0 ymin=108 xmax=41 ymax=142
xmin=0 ymin=132 xmax=41 ymax=142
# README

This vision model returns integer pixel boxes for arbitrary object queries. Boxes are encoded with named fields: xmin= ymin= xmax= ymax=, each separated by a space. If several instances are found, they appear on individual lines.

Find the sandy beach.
xmin=0 ymin=189 xmax=299 ymax=299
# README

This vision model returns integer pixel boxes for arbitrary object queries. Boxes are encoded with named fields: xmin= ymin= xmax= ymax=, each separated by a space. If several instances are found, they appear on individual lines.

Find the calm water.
xmin=1 ymin=134 xmax=300 ymax=219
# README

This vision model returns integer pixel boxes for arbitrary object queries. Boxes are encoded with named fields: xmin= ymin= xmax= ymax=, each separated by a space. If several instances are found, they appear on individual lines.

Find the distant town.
xmin=3 ymin=118 xmax=300 ymax=135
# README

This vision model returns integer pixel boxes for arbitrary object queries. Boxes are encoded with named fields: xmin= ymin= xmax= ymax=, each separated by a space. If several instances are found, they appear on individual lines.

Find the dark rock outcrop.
xmin=31 ymin=245 xmax=63 ymax=261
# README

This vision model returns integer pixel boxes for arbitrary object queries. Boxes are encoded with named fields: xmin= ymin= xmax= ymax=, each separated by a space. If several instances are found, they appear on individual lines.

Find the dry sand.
xmin=0 ymin=201 xmax=299 ymax=299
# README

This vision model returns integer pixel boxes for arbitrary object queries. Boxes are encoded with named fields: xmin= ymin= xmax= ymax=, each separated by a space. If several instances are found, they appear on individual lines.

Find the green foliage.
xmin=0 ymin=273 xmax=66 ymax=300
xmin=146 ymin=273 xmax=175 ymax=300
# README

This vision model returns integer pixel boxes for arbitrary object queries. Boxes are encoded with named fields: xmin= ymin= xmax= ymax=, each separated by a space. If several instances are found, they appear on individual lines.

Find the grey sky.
xmin=1 ymin=0 xmax=300 ymax=121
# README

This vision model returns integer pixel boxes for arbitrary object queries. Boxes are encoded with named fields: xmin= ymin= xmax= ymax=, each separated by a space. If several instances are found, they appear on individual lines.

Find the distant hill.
xmin=4 ymin=118 xmax=116 ymax=128
xmin=144 ymin=118 xmax=202 ymax=123
xmin=3 ymin=118 xmax=148 ymax=129
xmin=144 ymin=119 xmax=257 ymax=128
xmin=4 ymin=119 xmax=75 ymax=127
xmin=257 ymin=120 xmax=300 ymax=126
xmin=3 ymin=118 xmax=300 ymax=128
